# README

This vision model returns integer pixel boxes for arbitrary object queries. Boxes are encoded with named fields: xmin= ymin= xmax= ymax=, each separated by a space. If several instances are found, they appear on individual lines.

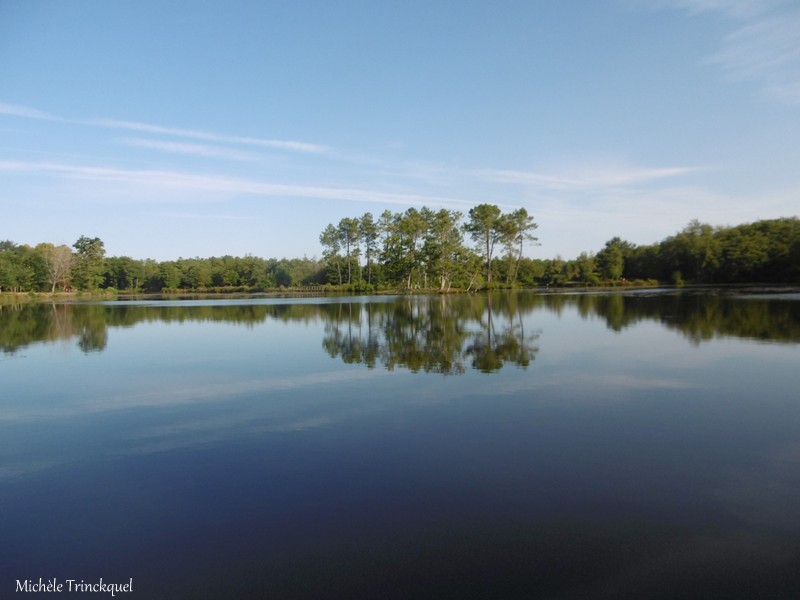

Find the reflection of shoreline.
xmin=0 ymin=302 xmax=109 ymax=354
xmin=1 ymin=292 xmax=799 ymax=359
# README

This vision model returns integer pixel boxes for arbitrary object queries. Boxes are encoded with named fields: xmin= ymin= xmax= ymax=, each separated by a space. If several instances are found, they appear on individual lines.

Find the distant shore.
xmin=3 ymin=283 xmax=800 ymax=305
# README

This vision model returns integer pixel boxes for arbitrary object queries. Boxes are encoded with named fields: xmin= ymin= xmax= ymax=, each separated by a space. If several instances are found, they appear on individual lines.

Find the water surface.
xmin=2 ymin=291 xmax=799 ymax=599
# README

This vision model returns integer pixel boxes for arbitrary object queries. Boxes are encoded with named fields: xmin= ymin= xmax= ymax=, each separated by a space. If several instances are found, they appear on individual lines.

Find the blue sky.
xmin=1 ymin=0 xmax=799 ymax=261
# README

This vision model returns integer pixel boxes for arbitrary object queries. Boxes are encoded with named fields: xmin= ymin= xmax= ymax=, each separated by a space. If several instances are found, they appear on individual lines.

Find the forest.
xmin=1 ymin=204 xmax=798 ymax=295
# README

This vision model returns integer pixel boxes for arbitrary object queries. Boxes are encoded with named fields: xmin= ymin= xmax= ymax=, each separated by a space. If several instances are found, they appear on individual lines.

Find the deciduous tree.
xmin=72 ymin=236 xmax=106 ymax=290
xmin=36 ymin=243 xmax=74 ymax=293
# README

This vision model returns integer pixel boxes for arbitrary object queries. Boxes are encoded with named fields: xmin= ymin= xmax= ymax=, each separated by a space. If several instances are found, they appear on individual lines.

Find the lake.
xmin=2 ymin=290 xmax=800 ymax=599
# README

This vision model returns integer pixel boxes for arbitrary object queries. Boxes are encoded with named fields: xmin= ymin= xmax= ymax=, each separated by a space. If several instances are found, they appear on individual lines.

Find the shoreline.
xmin=2 ymin=283 xmax=800 ymax=305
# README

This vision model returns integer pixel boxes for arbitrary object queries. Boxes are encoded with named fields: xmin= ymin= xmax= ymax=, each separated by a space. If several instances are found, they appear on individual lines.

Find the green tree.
xmin=464 ymin=204 xmax=506 ymax=285
xmin=179 ymin=259 xmax=212 ymax=289
xmin=574 ymin=252 xmax=599 ymax=285
xmin=320 ymin=224 xmax=343 ymax=285
xmin=400 ymin=208 xmax=429 ymax=288
xmin=140 ymin=259 xmax=162 ymax=292
xmin=596 ymin=237 xmax=627 ymax=280
xmin=423 ymin=209 xmax=465 ymax=291
xmin=103 ymin=256 xmax=145 ymax=290
xmin=541 ymin=257 xmax=567 ymax=286
xmin=625 ymin=245 xmax=661 ymax=281
xmin=378 ymin=210 xmax=404 ymax=286
xmin=661 ymin=220 xmax=719 ymax=283
xmin=338 ymin=217 xmax=361 ymax=285
xmin=360 ymin=212 xmax=379 ymax=285
xmin=379 ymin=208 xmax=428 ymax=288
xmin=72 ymin=236 xmax=106 ymax=290
xmin=158 ymin=262 xmax=181 ymax=290
xmin=0 ymin=242 xmax=25 ymax=292
xmin=239 ymin=254 xmax=272 ymax=289
xmin=504 ymin=208 xmax=538 ymax=285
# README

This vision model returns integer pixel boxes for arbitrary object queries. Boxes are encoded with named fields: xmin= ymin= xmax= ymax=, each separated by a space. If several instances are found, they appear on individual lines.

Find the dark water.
xmin=2 ymin=291 xmax=799 ymax=599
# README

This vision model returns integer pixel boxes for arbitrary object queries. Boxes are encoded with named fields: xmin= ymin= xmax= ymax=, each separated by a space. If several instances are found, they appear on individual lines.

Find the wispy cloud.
xmin=479 ymin=164 xmax=703 ymax=190
xmin=94 ymin=117 xmax=330 ymax=154
xmin=708 ymin=10 xmax=800 ymax=105
xmin=121 ymin=137 xmax=260 ymax=161
xmin=0 ymin=102 xmax=62 ymax=121
xmin=144 ymin=211 xmax=253 ymax=221
xmin=655 ymin=0 xmax=775 ymax=19
xmin=0 ymin=101 xmax=329 ymax=154
xmin=0 ymin=159 xmax=472 ymax=208
xmin=653 ymin=0 xmax=800 ymax=105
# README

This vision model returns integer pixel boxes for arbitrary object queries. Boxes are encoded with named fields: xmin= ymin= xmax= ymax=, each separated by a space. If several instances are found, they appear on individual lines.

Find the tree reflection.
xmin=322 ymin=302 xmax=381 ymax=368
xmin=316 ymin=293 xmax=544 ymax=373
xmin=315 ymin=294 xmax=544 ymax=373
xmin=465 ymin=294 xmax=539 ymax=372
xmin=1 ymin=292 xmax=798 ymax=369
xmin=322 ymin=297 xmax=472 ymax=374
xmin=573 ymin=291 xmax=800 ymax=345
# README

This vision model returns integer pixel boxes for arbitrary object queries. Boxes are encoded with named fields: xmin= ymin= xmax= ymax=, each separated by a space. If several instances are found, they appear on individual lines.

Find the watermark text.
xmin=15 ymin=578 xmax=133 ymax=596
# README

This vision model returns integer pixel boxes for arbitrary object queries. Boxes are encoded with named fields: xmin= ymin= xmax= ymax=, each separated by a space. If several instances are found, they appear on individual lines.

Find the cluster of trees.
xmin=103 ymin=255 xmax=325 ymax=292
xmin=2 ymin=213 xmax=797 ymax=295
xmin=0 ymin=236 xmax=325 ymax=294
xmin=319 ymin=204 xmax=538 ymax=290
xmin=0 ymin=236 xmax=106 ymax=294
xmin=536 ymin=217 xmax=800 ymax=286
xmin=319 ymin=212 xmax=799 ymax=289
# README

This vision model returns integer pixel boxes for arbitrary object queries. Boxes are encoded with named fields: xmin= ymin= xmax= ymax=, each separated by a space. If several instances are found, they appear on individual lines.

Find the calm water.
xmin=2 ymin=291 xmax=800 ymax=599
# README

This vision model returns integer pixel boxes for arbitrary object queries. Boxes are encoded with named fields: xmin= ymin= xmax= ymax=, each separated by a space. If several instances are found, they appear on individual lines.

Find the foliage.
xmin=1 ymin=215 xmax=797 ymax=296
xmin=319 ymin=204 xmax=538 ymax=291
xmin=534 ymin=217 xmax=800 ymax=287
xmin=463 ymin=203 xmax=504 ymax=284
xmin=596 ymin=237 xmax=629 ymax=280
xmin=72 ymin=235 xmax=106 ymax=290
xmin=502 ymin=208 xmax=539 ymax=285
xmin=1 ymin=242 xmax=49 ymax=292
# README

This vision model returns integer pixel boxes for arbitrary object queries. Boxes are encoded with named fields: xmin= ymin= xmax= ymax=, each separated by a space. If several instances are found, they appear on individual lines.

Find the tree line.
xmin=1 ymin=211 xmax=798 ymax=294
xmin=0 ymin=236 xmax=326 ymax=294
xmin=541 ymin=217 xmax=800 ymax=287
xmin=319 ymin=209 xmax=799 ymax=289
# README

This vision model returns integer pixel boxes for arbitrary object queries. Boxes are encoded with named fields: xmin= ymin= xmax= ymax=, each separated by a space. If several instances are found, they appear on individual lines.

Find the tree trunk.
xmin=513 ymin=240 xmax=523 ymax=284
xmin=486 ymin=237 xmax=492 ymax=283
